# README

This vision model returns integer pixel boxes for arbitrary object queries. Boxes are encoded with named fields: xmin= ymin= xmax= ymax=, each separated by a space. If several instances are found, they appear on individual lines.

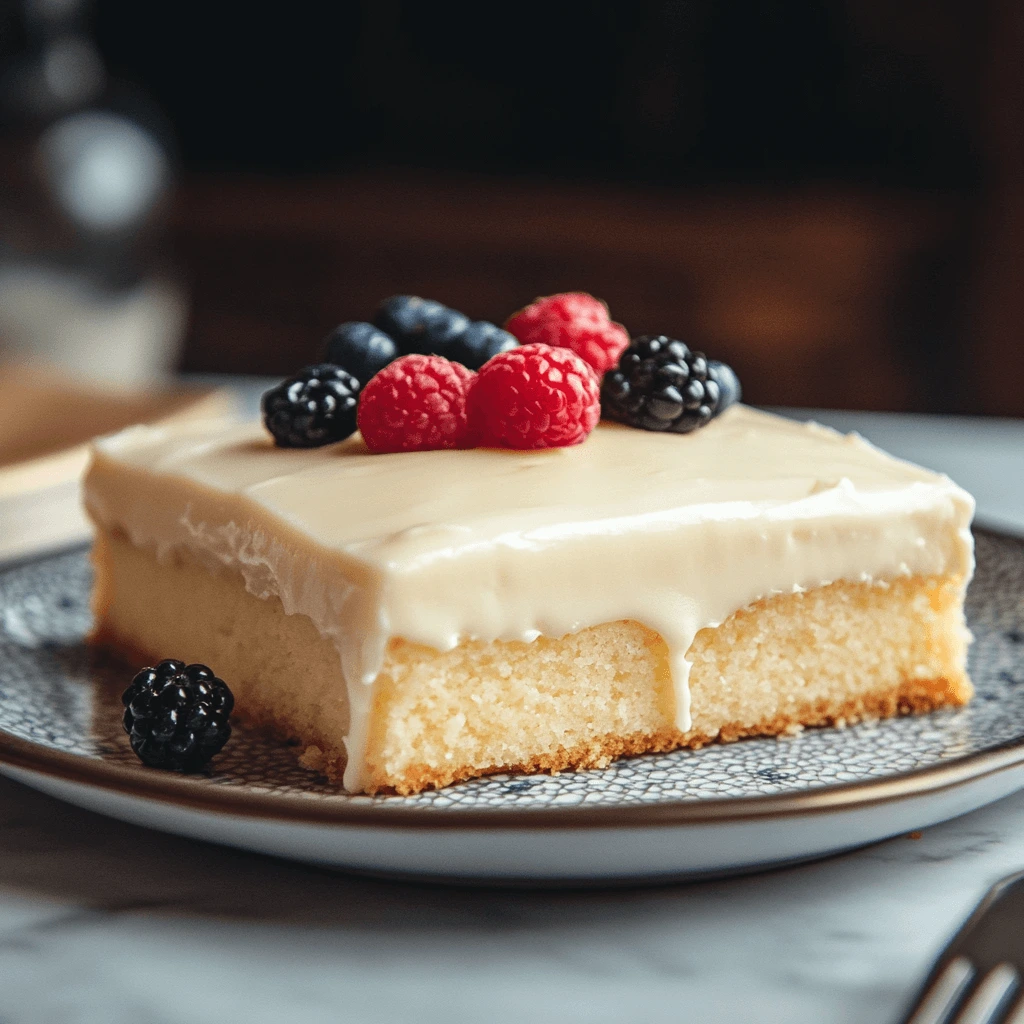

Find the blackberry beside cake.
xmin=84 ymin=405 xmax=974 ymax=794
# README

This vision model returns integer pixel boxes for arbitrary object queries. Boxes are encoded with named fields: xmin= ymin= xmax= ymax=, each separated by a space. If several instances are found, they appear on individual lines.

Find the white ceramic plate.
xmin=1 ymin=531 xmax=1022 ymax=884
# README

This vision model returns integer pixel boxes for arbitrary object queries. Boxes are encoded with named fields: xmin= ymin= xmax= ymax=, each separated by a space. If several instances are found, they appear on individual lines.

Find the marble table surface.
xmin=2 ymin=398 xmax=1024 ymax=1024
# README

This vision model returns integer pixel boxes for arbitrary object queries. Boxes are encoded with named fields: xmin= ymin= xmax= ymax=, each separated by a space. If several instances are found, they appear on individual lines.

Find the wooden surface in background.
xmin=170 ymin=172 xmax=979 ymax=413
xmin=973 ymin=0 xmax=1024 ymax=418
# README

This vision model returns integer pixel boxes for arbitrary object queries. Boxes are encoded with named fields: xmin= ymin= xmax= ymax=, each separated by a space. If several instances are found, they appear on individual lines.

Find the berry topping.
xmin=121 ymin=659 xmax=234 ymax=772
xmin=446 ymin=359 xmax=477 ymax=388
xmin=505 ymin=292 xmax=629 ymax=374
xmin=262 ymin=364 xmax=360 ymax=448
xmin=323 ymin=322 xmax=398 ymax=384
xmin=708 ymin=359 xmax=742 ymax=413
xmin=511 ymin=291 xmax=609 ymax=326
xmin=373 ymin=295 xmax=514 ymax=369
xmin=357 ymin=353 xmax=475 ymax=453
xmin=418 ymin=307 xmax=472 ymax=355
xmin=601 ymin=335 xmax=736 ymax=434
xmin=374 ymin=295 xmax=451 ymax=354
xmin=448 ymin=320 xmax=518 ymax=370
xmin=467 ymin=343 xmax=600 ymax=450
xmin=561 ymin=318 xmax=630 ymax=376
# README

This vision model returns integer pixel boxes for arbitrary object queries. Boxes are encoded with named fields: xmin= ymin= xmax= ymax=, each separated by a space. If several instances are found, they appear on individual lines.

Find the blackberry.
xmin=262 ymin=364 xmax=360 ymax=448
xmin=601 ymin=335 xmax=733 ymax=434
xmin=323 ymin=322 xmax=398 ymax=385
xmin=449 ymin=320 xmax=518 ymax=370
xmin=121 ymin=660 xmax=234 ymax=771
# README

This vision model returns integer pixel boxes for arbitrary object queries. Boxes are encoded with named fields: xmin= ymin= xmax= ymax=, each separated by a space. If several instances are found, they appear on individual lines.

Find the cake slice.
xmin=83 ymin=406 xmax=974 ymax=794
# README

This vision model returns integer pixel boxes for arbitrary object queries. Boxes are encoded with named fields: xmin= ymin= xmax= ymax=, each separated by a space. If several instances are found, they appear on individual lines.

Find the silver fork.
xmin=898 ymin=871 xmax=1024 ymax=1024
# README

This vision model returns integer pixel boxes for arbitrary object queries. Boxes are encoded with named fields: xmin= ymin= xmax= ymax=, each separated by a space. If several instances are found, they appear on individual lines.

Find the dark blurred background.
xmin=4 ymin=0 xmax=1023 ymax=414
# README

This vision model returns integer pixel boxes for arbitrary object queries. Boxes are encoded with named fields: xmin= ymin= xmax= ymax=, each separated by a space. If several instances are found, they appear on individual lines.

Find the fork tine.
xmin=1002 ymin=994 xmax=1024 ymax=1024
xmin=904 ymin=957 xmax=975 ymax=1024
xmin=901 ymin=873 xmax=1024 ymax=1024
xmin=952 ymin=964 xmax=1019 ymax=1024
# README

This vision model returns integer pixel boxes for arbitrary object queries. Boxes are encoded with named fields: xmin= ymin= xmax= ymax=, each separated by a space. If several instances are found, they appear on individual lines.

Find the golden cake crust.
xmin=297 ymin=677 xmax=962 ymax=795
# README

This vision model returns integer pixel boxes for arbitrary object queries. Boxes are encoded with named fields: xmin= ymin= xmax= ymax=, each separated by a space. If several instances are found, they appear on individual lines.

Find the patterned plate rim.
xmin=1 ymin=724 xmax=1024 ymax=829
xmin=1 ymin=530 xmax=1023 ymax=831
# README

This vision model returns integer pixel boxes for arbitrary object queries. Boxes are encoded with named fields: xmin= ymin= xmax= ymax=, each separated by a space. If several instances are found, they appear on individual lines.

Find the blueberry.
xmin=373 ymin=295 xmax=516 ymax=364
xmin=323 ymin=322 xmax=397 ymax=385
xmin=374 ymin=295 xmax=448 ymax=349
xmin=418 ymin=307 xmax=471 ymax=355
xmin=449 ymin=321 xmax=518 ymax=370
xmin=708 ymin=360 xmax=742 ymax=412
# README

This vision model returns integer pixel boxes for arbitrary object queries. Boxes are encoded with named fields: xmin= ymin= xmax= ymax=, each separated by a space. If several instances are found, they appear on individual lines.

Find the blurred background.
xmin=2 ymin=0 xmax=1022 ymax=414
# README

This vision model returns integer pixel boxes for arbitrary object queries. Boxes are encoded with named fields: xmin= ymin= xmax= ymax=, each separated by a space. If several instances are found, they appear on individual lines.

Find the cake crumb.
xmin=299 ymin=745 xmax=325 ymax=772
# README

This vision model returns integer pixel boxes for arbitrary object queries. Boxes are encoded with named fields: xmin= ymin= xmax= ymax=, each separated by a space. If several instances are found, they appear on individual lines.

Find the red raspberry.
xmin=467 ymin=343 xmax=601 ymax=450
xmin=447 ymin=360 xmax=477 ymax=390
xmin=516 ymin=291 xmax=608 ymax=324
xmin=505 ymin=292 xmax=630 ymax=374
xmin=357 ymin=354 xmax=475 ymax=453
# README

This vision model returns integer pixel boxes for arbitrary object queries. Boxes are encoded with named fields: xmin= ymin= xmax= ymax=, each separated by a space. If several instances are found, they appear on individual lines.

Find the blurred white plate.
xmin=0 ymin=376 xmax=233 ymax=565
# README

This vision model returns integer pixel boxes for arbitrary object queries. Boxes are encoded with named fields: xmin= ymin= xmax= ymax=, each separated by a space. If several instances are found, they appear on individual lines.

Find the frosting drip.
xmin=84 ymin=406 xmax=975 ymax=791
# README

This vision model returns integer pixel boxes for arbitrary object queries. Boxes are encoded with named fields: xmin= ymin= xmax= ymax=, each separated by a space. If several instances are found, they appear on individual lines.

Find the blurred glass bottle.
xmin=0 ymin=0 xmax=184 ymax=387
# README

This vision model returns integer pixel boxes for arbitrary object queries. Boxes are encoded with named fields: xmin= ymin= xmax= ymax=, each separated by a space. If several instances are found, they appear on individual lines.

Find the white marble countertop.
xmin=2 ymin=398 xmax=1023 ymax=1024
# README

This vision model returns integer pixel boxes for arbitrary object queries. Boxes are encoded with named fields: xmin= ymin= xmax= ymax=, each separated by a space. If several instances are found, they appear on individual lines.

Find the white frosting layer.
xmin=84 ymin=406 xmax=975 ymax=791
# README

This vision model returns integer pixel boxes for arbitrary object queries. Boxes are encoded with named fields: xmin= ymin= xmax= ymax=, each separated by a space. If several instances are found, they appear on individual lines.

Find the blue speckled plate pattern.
xmin=0 ymin=530 xmax=1022 ymax=814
